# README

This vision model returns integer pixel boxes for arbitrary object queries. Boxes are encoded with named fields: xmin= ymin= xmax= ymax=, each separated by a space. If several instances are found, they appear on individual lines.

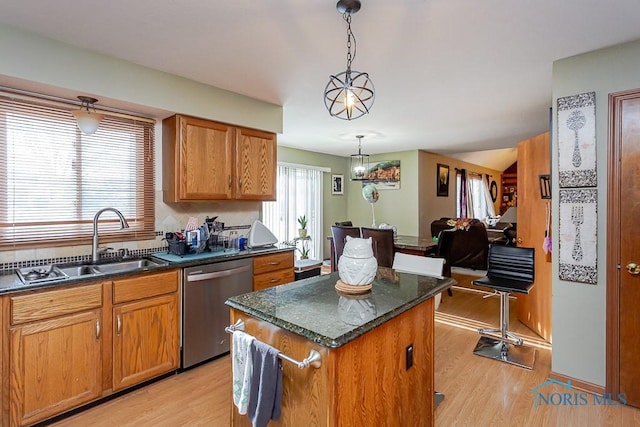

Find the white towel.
xmin=232 ymin=330 xmax=255 ymax=415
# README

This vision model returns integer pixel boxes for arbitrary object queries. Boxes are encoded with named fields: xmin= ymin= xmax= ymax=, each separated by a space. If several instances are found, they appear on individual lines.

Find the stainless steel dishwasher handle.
xmin=187 ymin=265 xmax=251 ymax=282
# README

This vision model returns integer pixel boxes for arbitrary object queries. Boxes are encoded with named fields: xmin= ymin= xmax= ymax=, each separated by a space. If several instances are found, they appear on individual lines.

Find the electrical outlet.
xmin=406 ymin=344 xmax=413 ymax=370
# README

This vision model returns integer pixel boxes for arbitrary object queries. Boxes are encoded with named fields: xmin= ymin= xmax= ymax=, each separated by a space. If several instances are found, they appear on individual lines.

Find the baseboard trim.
xmin=548 ymin=371 xmax=605 ymax=395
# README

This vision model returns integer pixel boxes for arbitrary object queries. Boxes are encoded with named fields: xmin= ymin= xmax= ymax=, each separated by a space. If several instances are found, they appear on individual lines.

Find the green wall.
xmin=347 ymin=150 xmax=420 ymax=235
xmin=552 ymin=38 xmax=640 ymax=386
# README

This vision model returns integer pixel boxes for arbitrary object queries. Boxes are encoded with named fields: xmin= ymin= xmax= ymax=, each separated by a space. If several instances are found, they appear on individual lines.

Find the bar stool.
xmin=472 ymin=245 xmax=536 ymax=369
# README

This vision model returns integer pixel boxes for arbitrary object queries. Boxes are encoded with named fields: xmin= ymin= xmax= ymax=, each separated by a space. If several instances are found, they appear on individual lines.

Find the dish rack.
xmin=207 ymin=232 xmax=229 ymax=251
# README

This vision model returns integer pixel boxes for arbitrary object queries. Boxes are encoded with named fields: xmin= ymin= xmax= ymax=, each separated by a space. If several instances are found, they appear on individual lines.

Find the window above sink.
xmin=0 ymin=90 xmax=156 ymax=250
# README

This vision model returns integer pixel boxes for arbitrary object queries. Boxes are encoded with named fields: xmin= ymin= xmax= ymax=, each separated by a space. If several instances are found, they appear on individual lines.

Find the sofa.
xmin=430 ymin=218 xmax=489 ymax=271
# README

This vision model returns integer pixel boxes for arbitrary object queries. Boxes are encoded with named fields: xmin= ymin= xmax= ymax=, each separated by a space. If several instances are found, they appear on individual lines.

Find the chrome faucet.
xmin=92 ymin=208 xmax=130 ymax=263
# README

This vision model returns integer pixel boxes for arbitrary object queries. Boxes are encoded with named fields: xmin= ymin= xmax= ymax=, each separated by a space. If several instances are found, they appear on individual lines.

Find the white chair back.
xmin=392 ymin=253 xmax=444 ymax=278
xmin=392 ymin=253 xmax=445 ymax=310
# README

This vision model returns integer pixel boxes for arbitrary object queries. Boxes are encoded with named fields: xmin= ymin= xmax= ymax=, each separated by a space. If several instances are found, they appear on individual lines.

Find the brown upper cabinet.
xmin=162 ymin=114 xmax=277 ymax=202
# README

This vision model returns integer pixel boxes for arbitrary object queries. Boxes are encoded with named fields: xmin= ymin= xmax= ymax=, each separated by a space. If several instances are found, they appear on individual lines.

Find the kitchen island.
xmin=225 ymin=268 xmax=455 ymax=427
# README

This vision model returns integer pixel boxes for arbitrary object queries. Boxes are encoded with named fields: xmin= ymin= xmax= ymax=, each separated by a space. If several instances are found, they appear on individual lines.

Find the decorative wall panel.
xmin=558 ymin=188 xmax=597 ymax=284
xmin=557 ymin=92 xmax=596 ymax=188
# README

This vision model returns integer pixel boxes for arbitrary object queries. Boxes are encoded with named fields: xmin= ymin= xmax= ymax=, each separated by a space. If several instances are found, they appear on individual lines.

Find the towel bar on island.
xmin=225 ymin=319 xmax=322 ymax=369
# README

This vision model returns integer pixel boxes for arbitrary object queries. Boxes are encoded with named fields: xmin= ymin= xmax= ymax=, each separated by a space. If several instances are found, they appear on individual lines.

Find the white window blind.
xmin=0 ymin=94 xmax=155 ymax=249
xmin=262 ymin=164 xmax=323 ymax=260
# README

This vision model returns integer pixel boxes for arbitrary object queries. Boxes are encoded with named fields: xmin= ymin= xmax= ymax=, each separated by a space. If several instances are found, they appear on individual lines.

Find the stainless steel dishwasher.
xmin=182 ymin=257 xmax=253 ymax=369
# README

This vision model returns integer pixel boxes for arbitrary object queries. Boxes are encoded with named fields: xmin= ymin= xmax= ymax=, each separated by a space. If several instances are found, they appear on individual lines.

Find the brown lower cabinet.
xmin=1 ymin=270 xmax=180 ymax=426
xmin=252 ymin=251 xmax=295 ymax=291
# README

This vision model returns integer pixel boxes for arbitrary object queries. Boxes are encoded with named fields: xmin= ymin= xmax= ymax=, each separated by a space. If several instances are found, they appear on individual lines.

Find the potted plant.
xmin=299 ymin=243 xmax=310 ymax=260
xmin=297 ymin=215 xmax=308 ymax=238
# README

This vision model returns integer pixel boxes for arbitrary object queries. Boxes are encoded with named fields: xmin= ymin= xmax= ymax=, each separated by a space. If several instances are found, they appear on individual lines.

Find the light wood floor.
xmin=50 ymin=284 xmax=640 ymax=426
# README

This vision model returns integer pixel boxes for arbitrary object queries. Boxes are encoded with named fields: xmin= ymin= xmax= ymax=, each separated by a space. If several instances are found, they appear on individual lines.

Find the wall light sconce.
xmin=71 ymin=96 xmax=104 ymax=134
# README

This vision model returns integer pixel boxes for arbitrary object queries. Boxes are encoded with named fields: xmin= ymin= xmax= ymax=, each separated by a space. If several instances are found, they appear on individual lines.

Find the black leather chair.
xmin=330 ymin=226 xmax=361 ymax=271
xmin=361 ymin=227 xmax=395 ymax=268
xmin=472 ymin=245 xmax=536 ymax=369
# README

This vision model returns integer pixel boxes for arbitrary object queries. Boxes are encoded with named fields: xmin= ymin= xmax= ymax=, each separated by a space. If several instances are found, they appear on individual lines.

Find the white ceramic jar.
xmin=338 ymin=236 xmax=378 ymax=285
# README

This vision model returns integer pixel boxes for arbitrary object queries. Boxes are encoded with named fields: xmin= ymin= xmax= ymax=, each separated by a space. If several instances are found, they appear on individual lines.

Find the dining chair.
xmin=361 ymin=227 xmax=395 ymax=268
xmin=334 ymin=220 xmax=353 ymax=226
xmin=330 ymin=226 xmax=362 ymax=271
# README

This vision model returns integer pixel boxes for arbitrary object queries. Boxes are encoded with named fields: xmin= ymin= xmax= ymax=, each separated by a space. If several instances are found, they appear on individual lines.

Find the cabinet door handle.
xmin=228 ymin=175 xmax=232 ymax=189
xmin=239 ymin=177 xmax=242 ymax=188
xmin=117 ymin=315 xmax=122 ymax=336
xmin=96 ymin=319 xmax=101 ymax=339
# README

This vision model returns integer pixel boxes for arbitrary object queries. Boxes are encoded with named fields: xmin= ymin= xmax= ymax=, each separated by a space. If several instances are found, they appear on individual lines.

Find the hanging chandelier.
xmin=324 ymin=0 xmax=375 ymax=121
xmin=350 ymin=135 xmax=370 ymax=181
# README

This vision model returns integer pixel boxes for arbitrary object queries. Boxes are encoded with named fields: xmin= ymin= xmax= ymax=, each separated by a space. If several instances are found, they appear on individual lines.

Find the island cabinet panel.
xmin=10 ymin=309 xmax=102 ymax=426
xmin=230 ymin=297 xmax=435 ymax=427
xmin=229 ymin=309 xmax=330 ymax=427
xmin=252 ymin=252 xmax=294 ymax=291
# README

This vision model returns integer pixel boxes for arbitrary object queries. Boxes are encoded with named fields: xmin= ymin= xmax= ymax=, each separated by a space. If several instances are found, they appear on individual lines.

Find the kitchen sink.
xmin=92 ymin=258 xmax=165 ymax=274
xmin=58 ymin=265 xmax=100 ymax=277
xmin=16 ymin=258 xmax=167 ymax=286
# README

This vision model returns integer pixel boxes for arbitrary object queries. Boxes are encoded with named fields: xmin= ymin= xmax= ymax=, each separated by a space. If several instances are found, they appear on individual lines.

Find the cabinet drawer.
xmin=253 ymin=269 xmax=295 ymax=291
xmin=253 ymin=251 xmax=294 ymax=275
xmin=113 ymin=270 xmax=179 ymax=304
xmin=11 ymin=284 xmax=103 ymax=325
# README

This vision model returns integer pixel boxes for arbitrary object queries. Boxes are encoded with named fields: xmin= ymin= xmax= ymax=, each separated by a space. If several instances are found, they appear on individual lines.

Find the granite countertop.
xmin=225 ymin=268 xmax=455 ymax=348
xmin=0 ymin=245 xmax=294 ymax=295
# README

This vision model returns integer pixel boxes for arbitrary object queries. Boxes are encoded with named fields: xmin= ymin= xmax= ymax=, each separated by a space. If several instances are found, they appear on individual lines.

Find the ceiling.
xmin=2 ymin=1 xmax=640 ymax=171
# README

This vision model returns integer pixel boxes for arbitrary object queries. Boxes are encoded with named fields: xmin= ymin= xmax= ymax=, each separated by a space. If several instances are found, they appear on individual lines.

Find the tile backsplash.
xmin=0 ymin=192 xmax=261 ymax=271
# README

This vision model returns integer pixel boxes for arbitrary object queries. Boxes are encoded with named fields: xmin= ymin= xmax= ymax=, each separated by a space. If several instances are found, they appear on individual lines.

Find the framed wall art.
xmin=363 ymin=160 xmax=401 ymax=190
xmin=332 ymin=174 xmax=344 ymax=195
xmin=557 ymin=91 xmax=596 ymax=188
xmin=437 ymin=164 xmax=449 ymax=197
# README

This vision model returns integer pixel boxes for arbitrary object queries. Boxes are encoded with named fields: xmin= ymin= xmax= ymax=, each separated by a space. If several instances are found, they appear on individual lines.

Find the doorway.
xmin=607 ymin=89 xmax=640 ymax=408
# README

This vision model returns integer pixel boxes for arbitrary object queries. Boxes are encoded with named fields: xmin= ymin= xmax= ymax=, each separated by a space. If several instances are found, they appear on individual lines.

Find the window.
xmin=456 ymin=171 xmax=495 ymax=219
xmin=262 ymin=164 xmax=323 ymax=260
xmin=0 ymin=94 xmax=155 ymax=249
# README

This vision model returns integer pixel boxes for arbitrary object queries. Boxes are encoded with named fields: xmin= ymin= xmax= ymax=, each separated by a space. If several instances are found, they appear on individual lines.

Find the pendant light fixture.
xmin=350 ymin=135 xmax=370 ymax=180
xmin=71 ymin=96 xmax=104 ymax=134
xmin=324 ymin=0 xmax=375 ymax=120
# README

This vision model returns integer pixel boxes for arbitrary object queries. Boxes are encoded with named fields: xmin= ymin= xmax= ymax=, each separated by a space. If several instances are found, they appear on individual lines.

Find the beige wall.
xmin=418 ymin=151 xmax=502 ymax=238
xmin=552 ymin=38 xmax=640 ymax=387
